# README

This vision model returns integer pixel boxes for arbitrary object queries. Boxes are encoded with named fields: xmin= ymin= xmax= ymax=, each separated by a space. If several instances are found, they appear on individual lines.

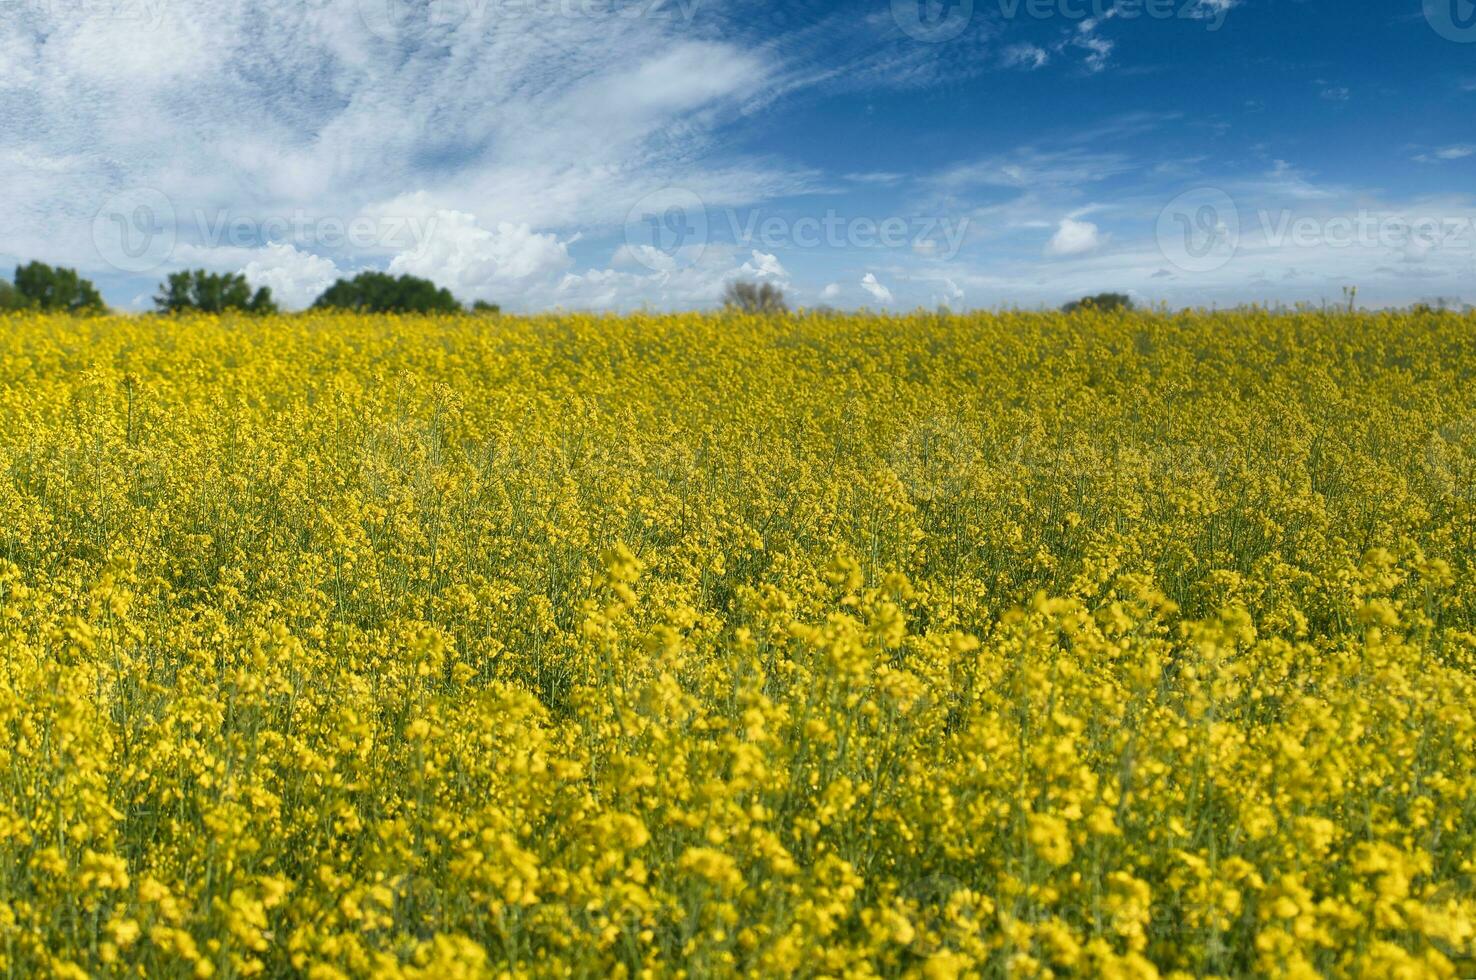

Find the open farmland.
xmin=0 ymin=310 xmax=1473 ymax=977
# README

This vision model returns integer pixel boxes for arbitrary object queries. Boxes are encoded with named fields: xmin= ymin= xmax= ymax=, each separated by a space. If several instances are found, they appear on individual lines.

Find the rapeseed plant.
xmin=0 ymin=308 xmax=1472 ymax=977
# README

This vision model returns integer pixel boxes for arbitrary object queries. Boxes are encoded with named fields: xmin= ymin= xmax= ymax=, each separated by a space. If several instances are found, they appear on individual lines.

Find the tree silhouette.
xmin=155 ymin=270 xmax=277 ymax=314
xmin=723 ymin=280 xmax=788 ymax=314
xmin=1062 ymin=292 xmax=1133 ymax=314
xmin=12 ymin=262 xmax=105 ymax=313
xmin=312 ymin=271 xmax=461 ymax=314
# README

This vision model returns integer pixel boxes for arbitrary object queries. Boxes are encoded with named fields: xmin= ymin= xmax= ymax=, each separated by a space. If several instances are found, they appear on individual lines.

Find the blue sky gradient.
xmin=2 ymin=0 xmax=1473 ymax=310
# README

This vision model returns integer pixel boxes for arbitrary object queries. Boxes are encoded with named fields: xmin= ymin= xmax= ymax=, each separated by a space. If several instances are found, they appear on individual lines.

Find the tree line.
xmin=13 ymin=262 xmax=1450 ymax=318
xmin=0 ymin=262 xmax=500 ymax=315
xmin=0 ymin=264 xmax=797 ymax=316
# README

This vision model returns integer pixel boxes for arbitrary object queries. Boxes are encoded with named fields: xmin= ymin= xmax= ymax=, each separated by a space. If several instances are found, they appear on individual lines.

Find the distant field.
xmin=0 ymin=310 xmax=1473 ymax=977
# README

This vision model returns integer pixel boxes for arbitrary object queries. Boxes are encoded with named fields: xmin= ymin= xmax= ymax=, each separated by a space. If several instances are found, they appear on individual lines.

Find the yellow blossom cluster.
xmin=0 ymin=308 xmax=1473 ymax=978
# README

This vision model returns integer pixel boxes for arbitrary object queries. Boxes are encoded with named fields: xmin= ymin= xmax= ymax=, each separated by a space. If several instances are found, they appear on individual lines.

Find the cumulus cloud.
xmin=737 ymin=250 xmax=788 ymax=281
xmin=1045 ymin=218 xmax=1105 ymax=256
xmin=384 ymin=208 xmax=575 ymax=306
xmin=550 ymin=244 xmax=798 ymax=312
xmin=241 ymin=244 xmax=343 ymax=310
xmin=860 ymin=273 xmax=894 ymax=305
xmin=612 ymin=244 xmax=683 ymax=275
xmin=159 ymin=241 xmax=343 ymax=310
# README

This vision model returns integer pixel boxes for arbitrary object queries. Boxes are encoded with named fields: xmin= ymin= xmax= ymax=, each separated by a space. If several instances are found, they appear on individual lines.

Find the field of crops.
xmin=0 ymin=309 xmax=1473 ymax=978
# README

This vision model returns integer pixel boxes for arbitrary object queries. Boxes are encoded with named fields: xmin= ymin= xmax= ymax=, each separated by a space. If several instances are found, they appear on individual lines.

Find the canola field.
xmin=0 ymin=309 xmax=1474 ymax=979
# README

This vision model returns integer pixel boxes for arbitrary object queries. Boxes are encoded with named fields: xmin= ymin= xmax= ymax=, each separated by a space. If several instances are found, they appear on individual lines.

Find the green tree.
xmin=155 ymin=270 xmax=277 ymax=314
xmin=311 ymin=271 xmax=461 ymax=314
xmin=12 ymin=261 xmax=105 ymax=313
xmin=471 ymin=300 xmax=502 ymax=315
xmin=0 ymin=278 xmax=21 ymax=311
xmin=723 ymin=280 xmax=788 ymax=314
xmin=1062 ymin=292 xmax=1133 ymax=314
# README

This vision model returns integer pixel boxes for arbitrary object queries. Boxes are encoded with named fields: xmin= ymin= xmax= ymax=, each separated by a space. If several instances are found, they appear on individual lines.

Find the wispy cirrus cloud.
xmin=0 ymin=0 xmax=804 ymax=308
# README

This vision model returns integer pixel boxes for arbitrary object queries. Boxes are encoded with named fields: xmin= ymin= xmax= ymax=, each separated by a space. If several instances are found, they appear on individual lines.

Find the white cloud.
xmin=844 ymin=172 xmax=907 ymax=186
xmin=1002 ymin=44 xmax=1049 ymax=70
xmin=3 ymin=2 xmax=1472 ymax=315
xmin=1074 ymin=34 xmax=1115 ymax=73
xmin=737 ymin=250 xmax=788 ymax=281
xmin=0 ymin=0 xmax=795 ymax=306
xmin=550 ymin=244 xmax=798 ymax=312
xmin=936 ymin=148 xmax=1134 ymax=191
xmin=1045 ymin=218 xmax=1105 ymax=256
xmin=916 ymin=190 xmax=1476 ymax=312
xmin=385 ymin=208 xmax=574 ymax=305
xmin=241 ymin=244 xmax=342 ymax=310
xmin=1069 ymin=13 xmax=1118 ymax=73
xmin=546 ymin=43 xmax=770 ymax=154
xmin=1184 ymin=0 xmax=1241 ymax=24
xmin=920 ymin=276 xmax=964 ymax=307
xmin=612 ymin=244 xmax=682 ymax=275
xmin=1415 ymin=146 xmax=1476 ymax=164
xmin=1231 ymin=160 xmax=1339 ymax=202
xmin=161 ymin=241 xmax=343 ymax=310
xmin=860 ymin=273 xmax=894 ymax=305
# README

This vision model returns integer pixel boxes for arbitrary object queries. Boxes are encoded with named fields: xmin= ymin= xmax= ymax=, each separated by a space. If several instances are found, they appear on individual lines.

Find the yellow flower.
xmin=0 ymin=308 xmax=1471 ymax=977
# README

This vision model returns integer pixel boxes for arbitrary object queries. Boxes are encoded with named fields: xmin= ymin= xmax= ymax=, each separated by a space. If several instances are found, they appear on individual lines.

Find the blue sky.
xmin=2 ymin=0 xmax=1474 ymax=311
